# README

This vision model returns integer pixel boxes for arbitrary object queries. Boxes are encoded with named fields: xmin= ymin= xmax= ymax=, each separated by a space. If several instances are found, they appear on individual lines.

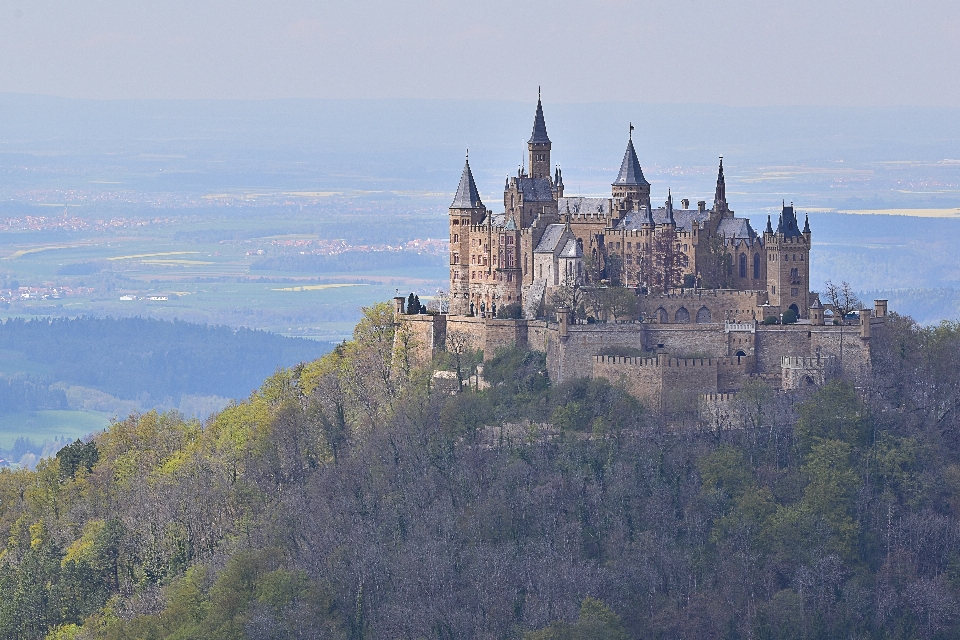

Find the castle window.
xmin=453 ymin=234 xmax=459 ymax=243
xmin=753 ymin=253 xmax=760 ymax=279
xmin=627 ymin=242 xmax=632 ymax=249
xmin=800 ymin=254 xmax=804 ymax=261
xmin=675 ymin=307 xmax=691 ymax=323
xmin=739 ymin=254 xmax=747 ymax=278
xmin=453 ymin=253 xmax=459 ymax=264
xmin=771 ymin=286 xmax=776 ymax=294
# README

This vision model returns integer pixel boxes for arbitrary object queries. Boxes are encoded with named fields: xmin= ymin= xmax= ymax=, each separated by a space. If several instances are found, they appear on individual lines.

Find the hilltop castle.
xmin=399 ymin=97 xmax=885 ymax=412
xmin=449 ymin=95 xmax=814 ymax=324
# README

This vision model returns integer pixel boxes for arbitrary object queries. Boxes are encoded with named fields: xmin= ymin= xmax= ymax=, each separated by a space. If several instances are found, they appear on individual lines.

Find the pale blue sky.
xmin=0 ymin=0 xmax=957 ymax=106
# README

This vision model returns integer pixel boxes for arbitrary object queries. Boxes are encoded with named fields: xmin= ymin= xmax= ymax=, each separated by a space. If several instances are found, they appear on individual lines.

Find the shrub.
xmin=782 ymin=309 xmax=798 ymax=324
xmin=764 ymin=315 xmax=779 ymax=325
xmin=496 ymin=302 xmax=523 ymax=319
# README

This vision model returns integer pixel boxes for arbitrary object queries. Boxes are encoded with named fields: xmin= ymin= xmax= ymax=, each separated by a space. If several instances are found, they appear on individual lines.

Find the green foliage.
xmin=782 ymin=308 xmax=798 ymax=324
xmin=497 ymin=302 xmax=523 ymax=319
xmin=525 ymin=597 xmax=628 ymax=640
xmin=763 ymin=315 xmax=778 ymax=325
xmin=55 ymin=439 xmax=98 ymax=480
xmin=796 ymin=380 xmax=869 ymax=451
xmin=5 ymin=302 xmax=960 ymax=638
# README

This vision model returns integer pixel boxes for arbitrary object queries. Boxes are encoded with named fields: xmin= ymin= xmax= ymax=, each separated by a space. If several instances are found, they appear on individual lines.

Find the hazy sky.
xmin=0 ymin=1 xmax=958 ymax=106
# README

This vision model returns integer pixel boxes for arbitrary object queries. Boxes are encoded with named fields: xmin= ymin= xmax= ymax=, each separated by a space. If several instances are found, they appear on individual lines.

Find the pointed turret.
xmin=641 ymin=200 xmax=655 ymax=227
xmin=450 ymin=158 xmax=484 ymax=209
xmin=527 ymin=89 xmax=552 ymax=179
xmin=666 ymin=190 xmax=676 ymax=225
xmin=528 ymin=92 xmax=550 ymax=144
xmin=803 ymin=213 xmax=811 ymax=234
xmin=765 ymin=215 xmax=773 ymax=234
xmin=613 ymin=136 xmax=649 ymax=187
xmin=714 ymin=156 xmax=727 ymax=213
xmin=611 ymin=123 xmax=651 ymax=210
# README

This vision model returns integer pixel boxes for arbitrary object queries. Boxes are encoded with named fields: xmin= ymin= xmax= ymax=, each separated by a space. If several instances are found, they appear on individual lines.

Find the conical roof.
xmin=612 ymin=138 xmax=649 ymax=186
xmin=528 ymin=97 xmax=550 ymax=144
xmin=450 ymin=159 xmax=484 ymax=209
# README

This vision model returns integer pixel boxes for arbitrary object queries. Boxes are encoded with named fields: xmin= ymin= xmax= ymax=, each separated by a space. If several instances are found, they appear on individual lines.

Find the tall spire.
xmin=450 ymin=157 xmax=483 ymax=209
xmin=613 ymin=135 xmax=649 ymax=186
xmin=803 ymin=213 xmax=811 ymax=234
xmin=666 ymin=190 xmax=675 ymax=225
xmin=765 ymin=215 xmax=773 ymax=234
xmin=528 ymin=91 xmax=550 ymax=144
xmin=714 ymin=156 xmax=727 ymax=212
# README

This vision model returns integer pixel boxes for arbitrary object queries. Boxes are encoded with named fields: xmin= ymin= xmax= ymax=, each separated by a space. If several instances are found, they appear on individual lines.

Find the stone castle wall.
xmin=397 ymin=307 xmax=878 ymax=410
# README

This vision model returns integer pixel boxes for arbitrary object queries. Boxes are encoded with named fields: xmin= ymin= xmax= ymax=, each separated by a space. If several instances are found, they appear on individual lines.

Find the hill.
xmin=2 ymin=304 xmax=960 ymax=638
xmin=0 ymin=317 xmax=330 ymax=414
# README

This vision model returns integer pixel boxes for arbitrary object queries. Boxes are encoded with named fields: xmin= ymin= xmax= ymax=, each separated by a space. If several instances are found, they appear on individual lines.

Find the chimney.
xmin=681 ymin=198 xmax=690 ymax=209
xmin=698 ymin=201 xmax=706 ymax=213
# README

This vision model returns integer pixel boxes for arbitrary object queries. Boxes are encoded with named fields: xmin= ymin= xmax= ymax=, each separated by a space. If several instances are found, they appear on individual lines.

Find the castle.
xmin=399 ymin=97 xmax=885 ymax=411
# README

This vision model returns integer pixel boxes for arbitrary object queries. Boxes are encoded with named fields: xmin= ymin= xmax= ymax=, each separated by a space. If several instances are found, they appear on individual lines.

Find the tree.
xmin=645 ymin=226 xmax=688 ymax=293
xmin=823 ymin=280 xmax=862 ymax=323
xmin=547 ymin=284 xmax=584 ymax=322
xmin=699 ymin=232 xmax=734 ymax=289
xmin=525 ymin=597 xmax=629 ymax=640
xmin=606 ymin=287 xmax=638 ymax=323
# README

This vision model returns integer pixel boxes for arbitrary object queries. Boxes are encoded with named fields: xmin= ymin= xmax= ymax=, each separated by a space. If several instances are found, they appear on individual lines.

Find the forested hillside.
xmin=3 ymin=305 xmax=960 ymax=638
xmin=0 ymin=317 xmax=331 ymax=409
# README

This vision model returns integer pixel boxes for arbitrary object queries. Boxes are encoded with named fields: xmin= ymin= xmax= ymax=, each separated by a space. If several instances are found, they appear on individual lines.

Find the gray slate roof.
xmin=777 ymin=204 xmax=803 ymax=237
xmin=617 ymin=207 xmax=710 ymax=233
xmin=450 ymin=160 xmax=483 ymax=209
xmin=517 ymin=176 xmax=554 ymax=202
xmin=717 ymin=217 xmax=757 ymax=241
xmin=560 ymin=238 xmax=582 ymax=258
xmin=535 ymin=224 xmax=567 ymax=253
xmin=558 ymin=197 xmax=611 ymax=216
xmin=528 ymin=98 xmax=550 ymax=144
xmin=612 ymin=138 xmax=649 ymax=187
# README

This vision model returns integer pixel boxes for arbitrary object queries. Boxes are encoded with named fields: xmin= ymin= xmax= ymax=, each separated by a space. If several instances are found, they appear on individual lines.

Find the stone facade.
xmin=448 ymin=97 xmax=815 ymax=321
xmin=393 ymin=97 xmax=888 ymax=412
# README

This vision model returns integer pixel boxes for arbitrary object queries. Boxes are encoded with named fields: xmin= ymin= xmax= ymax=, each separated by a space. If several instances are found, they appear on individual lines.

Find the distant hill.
xmin=0 ymin=317 xmax=331 ymax=408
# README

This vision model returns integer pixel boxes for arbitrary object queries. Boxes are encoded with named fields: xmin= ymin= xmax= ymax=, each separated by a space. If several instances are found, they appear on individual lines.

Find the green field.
xmin=0 ymin=208 xmax=449 ymax=340
xmin=0 ymin=410 xmax=113 ymax=450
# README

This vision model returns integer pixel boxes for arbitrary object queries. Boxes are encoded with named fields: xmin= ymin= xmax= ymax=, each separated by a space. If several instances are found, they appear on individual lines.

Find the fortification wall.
xmin=592 ymin=355 xmax=664 ymax=408
xmin=638 ymin=289 xmax=768 ymax=324
xmin=445 ymin=315 xmax=486 ymax=353
xmin=397 ymin=314 xmax=446 ymax=367
xmin=718 ymin=356 xmax=754 ymax=391
xmin=592 ymin=354 xmax=719 ymax=411
xmin=753 ymin=324 xmax=871 ymax=384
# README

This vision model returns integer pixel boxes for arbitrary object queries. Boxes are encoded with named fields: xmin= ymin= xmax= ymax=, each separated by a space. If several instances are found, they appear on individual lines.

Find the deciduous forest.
xmin=3 ymin=305 xmax=960 ymax=638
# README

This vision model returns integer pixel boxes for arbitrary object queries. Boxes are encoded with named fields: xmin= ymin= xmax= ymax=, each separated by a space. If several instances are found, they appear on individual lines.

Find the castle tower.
xmin=714 ymin=157 xmax=729 ymax=217
xmin=764 ymin=203 xmax=811 ymax=318
xmin=528 ymin=92 xmax=551 ymax=179
xmin=449 ymin=157 xmax=486 ymax=315
xmin=611 ymin=124 xmax=651 ymax=211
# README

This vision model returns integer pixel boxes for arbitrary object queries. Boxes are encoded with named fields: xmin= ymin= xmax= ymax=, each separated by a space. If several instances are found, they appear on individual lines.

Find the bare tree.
xmin=824 ymin=280 xmax=863 ymax=323
xmin=645 ymin=227 xmax=689 ymax=294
